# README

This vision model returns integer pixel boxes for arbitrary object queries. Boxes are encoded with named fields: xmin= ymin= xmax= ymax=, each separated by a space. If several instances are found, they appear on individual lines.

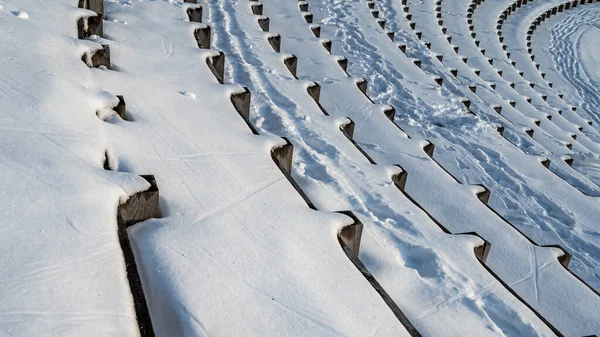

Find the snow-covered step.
xmin=529 ymin=1 xmax=600 ymax=131
xmin=14 ymin=0 xmax=419 ymax=335
xmin=264 ymin=2 xmax=600 ymax=334
xmin=205 ymin=0 xmax=563 ymax=335
xmin=466 ymin=0 xmax=600 ymax=193
xmin=303 ymin=0 xmax=600 ymax=332
xmin=474 ymin=0 xmax=600 ymax=156
xmin=439 ymin=0 xmax=600 ymax=194
xmin=529 ymin=2 xmax=600 ymax=186
xmin=94 ymin=2 xmax=422 ymax=336
xmin=355 ymin=0 xmax=600 ymax=197
xmin=499 ymin=0 xmax=600 ymax=152
xmin=0 ymin=1 xmax=157 ymax=335
xmin=402 ymin=0 xmax=594 ymax=177
xmin=490 ymin=0 xmax=599 ymax=134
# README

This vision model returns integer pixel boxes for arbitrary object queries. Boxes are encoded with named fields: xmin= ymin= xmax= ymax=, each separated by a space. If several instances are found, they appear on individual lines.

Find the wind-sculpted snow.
xmin=0 ymin=1 xmax=151 ymax=336
xmin=1 ymin=0 xmax=599 ymax=336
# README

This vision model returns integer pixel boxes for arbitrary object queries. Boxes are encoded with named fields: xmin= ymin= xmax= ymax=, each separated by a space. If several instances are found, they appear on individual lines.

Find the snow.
xmin=531 ymin=3 xmax=600 ymax=185
xmin=0 ymin=0 xmax=599 ymax=336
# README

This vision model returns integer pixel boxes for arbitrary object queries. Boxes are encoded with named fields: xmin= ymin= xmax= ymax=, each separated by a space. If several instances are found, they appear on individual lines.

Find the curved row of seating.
xmin=339 ymin=0 xmax=600 ymax=334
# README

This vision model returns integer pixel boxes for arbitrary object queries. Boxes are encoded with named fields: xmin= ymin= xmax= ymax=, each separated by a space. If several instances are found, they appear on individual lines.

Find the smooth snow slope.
xmin=0 ymin=0 xmax=411 ymax=336
xmin=0 ymin=1 xmax=148 ymax=335
xmin=1 ymin=0 xmax=600 ymax=336
xmin=89 ymin=1 xmax=415 ymax=336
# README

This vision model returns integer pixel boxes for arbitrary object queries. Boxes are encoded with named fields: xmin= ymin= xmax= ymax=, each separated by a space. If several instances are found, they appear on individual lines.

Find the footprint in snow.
xmin=180 ymin=91 xmax=196 ymax=99
xmin=12 ymin=10 xmax=29 ymax=19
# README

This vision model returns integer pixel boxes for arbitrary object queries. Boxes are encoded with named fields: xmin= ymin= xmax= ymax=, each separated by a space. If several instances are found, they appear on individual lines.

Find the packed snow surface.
xmin=0 ymin=0 xmax=599 ymax=336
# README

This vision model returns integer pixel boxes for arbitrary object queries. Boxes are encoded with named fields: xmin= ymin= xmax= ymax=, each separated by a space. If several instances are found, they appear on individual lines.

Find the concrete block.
xmin=496 ymin=125 xmax=505 ymax=135
xmin=392 ymin=166 xmax=408 ymax=191
xmin=311 ymin=25 xmax=321 ymax=37
xmin=423 ymin=141 xmax=435 ymax=157
xmin=118 ymin=175 xmax=161 ymax=227
xmin=114 ymin=95 xmax=127 ymax=120
xmin=387 ymin=31 xmax=395 ymax=41
xmin=475 ymin=185 xmax=491 ymax=204
xmin=268 ymin=34 xmax=281 ymax=52
xmin=115 ymin=179 xmax=157 ymax=337
xmin=230 ymin=87 xmax=258 ymax=134
xmin=271 ymin=138 xmax=316 ymax=209
xmin=299 ymin=2 xmax=309 ymax=12
xmin=207 ymin=51 xmax=225 ymax=84
xmin=383 ymin=106 xmax=396 ymax=121
xmin=377 ymin=19 xmax=386 ymax=29
xmin=307 ymin=82 xmax=321 ymax=103
xmin=258 ymin=17 xmax=270 ymax=31
xmin=525 ymin=128 xmax=534 ymax=137
xmin=194 ymin=26 xmax=211 ymax=49
xmin=304 ymin=13 xmax=313 ymax=23
xmin=461 ymin=98 xmax=471 ymax=109
xmin=541 ymin=157 xmax=551 ymax=168
xmin=103 ymin=151 xmax=112 ymax=171
xmin=186 ymin=6 xmax=202 ymax=23
xmin=473 ymin=236 xmax=492 ymax=262
xmin=337 ymin=57 xmax=348 ymax=72
xmin=284 ymin=54 xmax=298 ymax=78
xmin=356 ymin=79 xmax=368 ymax=95
xmin=251 ymin=3 xmax=263 ymax=15
xmin=337 ymin=211 xmax=363 ymax=256
xmin=565 ymin=157 xmax=573 ymax=166
xmin=322 ymin=39 xmax=332 ymax=54
xmin=82 ymin=44 xmax=110 ymax=68
xmin=271 ymin=139 xmax=293 ymax=176
xmin=77 ymin=15 xmax=103 ymax=39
